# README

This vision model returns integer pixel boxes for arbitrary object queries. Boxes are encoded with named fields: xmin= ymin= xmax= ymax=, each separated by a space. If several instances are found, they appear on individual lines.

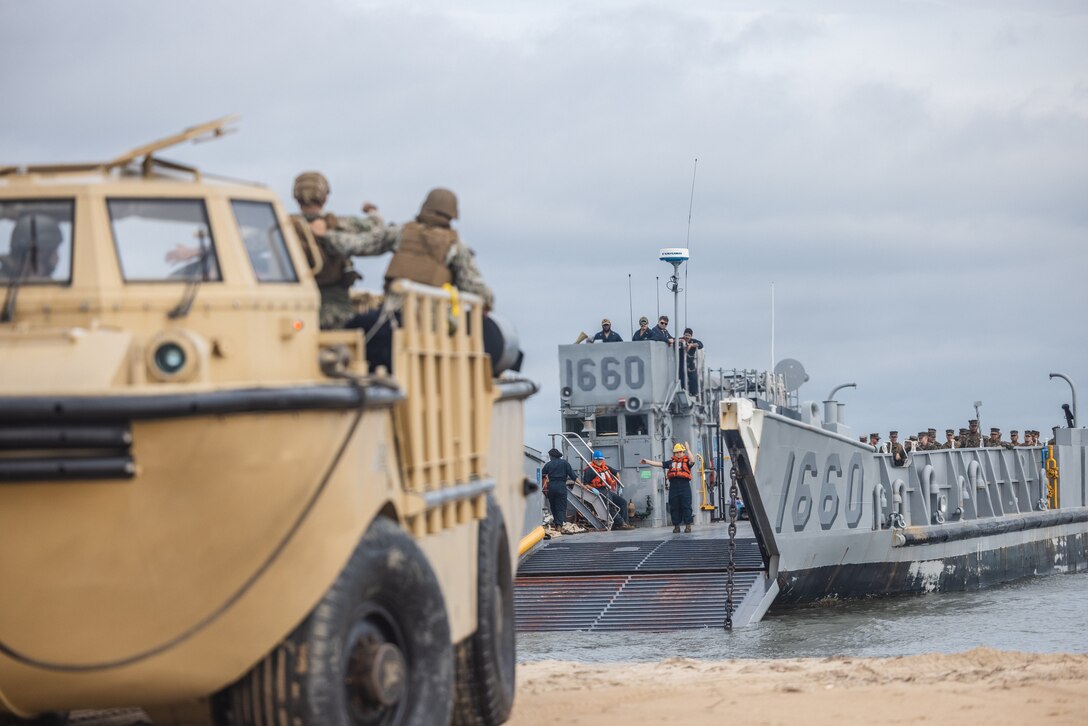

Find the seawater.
xmin=517 ymin=571 xmax=1088 ymax=662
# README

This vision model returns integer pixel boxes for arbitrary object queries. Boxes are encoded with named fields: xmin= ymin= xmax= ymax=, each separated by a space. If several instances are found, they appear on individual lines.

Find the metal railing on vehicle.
xmin=389 ymin=279 xmax=494 ymax=536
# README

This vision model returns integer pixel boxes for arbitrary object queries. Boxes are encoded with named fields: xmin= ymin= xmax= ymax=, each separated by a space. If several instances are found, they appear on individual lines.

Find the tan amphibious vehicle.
xmin=0 ymin=118 xmax=536 ymax=725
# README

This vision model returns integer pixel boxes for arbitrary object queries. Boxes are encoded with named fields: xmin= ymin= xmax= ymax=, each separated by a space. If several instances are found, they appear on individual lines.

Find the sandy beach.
xmin=509 ymin=649 xmax=1088 ymax=725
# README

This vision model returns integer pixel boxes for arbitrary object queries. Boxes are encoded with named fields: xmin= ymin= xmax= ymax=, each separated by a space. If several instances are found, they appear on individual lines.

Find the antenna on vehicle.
xmin=655 ymin=276 xmax=660 ymax=319
xmin=107 ymin=115 xmax=240 ymax=179
xmin=770 ymin=282 xmax=775 ymax=374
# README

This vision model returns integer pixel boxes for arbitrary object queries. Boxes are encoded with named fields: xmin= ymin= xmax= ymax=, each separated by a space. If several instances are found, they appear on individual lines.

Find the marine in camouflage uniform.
xmin=942 ymin=429 xmax=957 ymax=449
xmin=962 ymin=420 xmax=982 ymax=448
xmin=379 ymin=187 xmax=494 ymax=310
xmin=887 ymin=431 xmax=907 ymax=466
xmin=983 ymin=427 xmax=1008 ymax=448
xmin=1009 ymin=430 xmax=1021 ymax=447
xmin=291 ymin=172 xmax=395 ymax=329
xmin=341 ymin=188 xmax=497 ymax=374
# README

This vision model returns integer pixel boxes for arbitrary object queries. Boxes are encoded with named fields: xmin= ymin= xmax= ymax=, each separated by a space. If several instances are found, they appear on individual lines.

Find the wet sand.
xmin=510 ymin=649 xmax=1088 ymax=725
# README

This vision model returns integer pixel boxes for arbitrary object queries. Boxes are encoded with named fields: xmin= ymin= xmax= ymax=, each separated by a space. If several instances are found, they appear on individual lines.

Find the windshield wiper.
xmin=167 ymin=228 xmax=210 ymax=320
xmin=1 ymin=216 xmax=40 ymax=323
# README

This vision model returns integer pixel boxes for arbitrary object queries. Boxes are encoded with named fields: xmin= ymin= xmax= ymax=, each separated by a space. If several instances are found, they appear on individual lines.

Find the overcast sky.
xmin=3 ymin=0 xmax=1086 ymax=447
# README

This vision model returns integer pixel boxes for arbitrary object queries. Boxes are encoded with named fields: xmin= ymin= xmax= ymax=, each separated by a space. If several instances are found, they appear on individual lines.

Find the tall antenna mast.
xmin=656 ymin=276 xmax=660 ymax=319
xmin=628 ymin=273 xmax=634 ymax=338
xmin=685 ymin=158 xmax=698 ymax=246
xmin=684 ymin=158 xmax=698 ymax=332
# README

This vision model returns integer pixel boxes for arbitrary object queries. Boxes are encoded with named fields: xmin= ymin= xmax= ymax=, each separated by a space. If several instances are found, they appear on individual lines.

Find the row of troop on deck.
xmin=864 ymin=420 xmax=1046 ymax=465
xmin=584 ymin=316 xmax=705 ymax=395
xmin=540 ymin=444 xmax=699 ymax=534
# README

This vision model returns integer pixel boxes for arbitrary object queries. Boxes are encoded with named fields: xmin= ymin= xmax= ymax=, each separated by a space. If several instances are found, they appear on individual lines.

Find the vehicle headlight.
xmin=153 ymin=342 xmax=187 ymax=375
xmin=144 ymin=330 xmax=204 ymax=383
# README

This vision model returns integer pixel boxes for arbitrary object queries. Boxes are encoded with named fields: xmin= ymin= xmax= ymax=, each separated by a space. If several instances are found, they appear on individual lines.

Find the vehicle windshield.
xmin=0 ymin=200 xmax=74 ymax=285
xmin=108 ymin=198 xmax=221 ymax=282
xmin=231 ymin=200 xmax=297 ymax=282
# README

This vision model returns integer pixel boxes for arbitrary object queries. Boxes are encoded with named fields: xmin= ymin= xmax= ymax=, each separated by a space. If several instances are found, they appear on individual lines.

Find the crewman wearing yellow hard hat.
xmin=640 ymin=443 xmax=696 ymax=533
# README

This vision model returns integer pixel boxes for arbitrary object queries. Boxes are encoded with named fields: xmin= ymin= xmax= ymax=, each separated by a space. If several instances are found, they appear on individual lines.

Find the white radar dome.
xmin=659 ymin=247 xmax=690 ymax=263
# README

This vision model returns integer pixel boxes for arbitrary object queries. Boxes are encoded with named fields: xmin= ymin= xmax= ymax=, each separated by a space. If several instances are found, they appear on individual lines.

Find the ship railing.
xmin=711 ymin=368 xmax=790 ymax=409
xmin=548 ymin=431 xmax=621 ymax=531
xmin=550 ymin=430 xmax=595 ymax=470
xmin=388 ymin=280 xmax=494 ymax=535
xmin=549 ymin=430 xmax=626 ymax=495
xmin=874 ymin=445 xmax=1048 ymax=529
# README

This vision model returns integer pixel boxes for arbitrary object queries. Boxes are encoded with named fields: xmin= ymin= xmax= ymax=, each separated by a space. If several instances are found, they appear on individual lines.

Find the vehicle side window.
xmin=108 ymin=199 xmax=221 ymax=282
xmin=230 ymin=200 xmax=297 ymax=282
xmin=0 ymin=200 xmax=74 ymax=284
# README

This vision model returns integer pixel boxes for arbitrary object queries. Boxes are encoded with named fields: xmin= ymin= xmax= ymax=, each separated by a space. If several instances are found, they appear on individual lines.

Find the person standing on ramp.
xmin=641 ymin=443 xmax=696 ymax=533
xmin=541 ymin=448 xmax=577 ymax=529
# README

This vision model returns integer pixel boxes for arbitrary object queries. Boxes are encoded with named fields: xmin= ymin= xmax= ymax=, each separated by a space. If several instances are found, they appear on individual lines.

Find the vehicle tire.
xmin=214 ymin=517 xmax=453 ymax=726
xmin=452 ymin=496 xmax=515 ymax=726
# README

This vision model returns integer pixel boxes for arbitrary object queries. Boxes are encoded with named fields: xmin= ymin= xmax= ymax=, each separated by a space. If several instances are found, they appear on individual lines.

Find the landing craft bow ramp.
xmin=515 ymin=528 xmax=776 ymax=631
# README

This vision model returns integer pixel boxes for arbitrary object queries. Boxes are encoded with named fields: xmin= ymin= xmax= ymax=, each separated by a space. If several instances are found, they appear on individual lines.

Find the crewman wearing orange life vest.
xmin=581 ymin=451 xmax=633 ymax=530
xmin=641 ymin=443 xmax=695 ymax=533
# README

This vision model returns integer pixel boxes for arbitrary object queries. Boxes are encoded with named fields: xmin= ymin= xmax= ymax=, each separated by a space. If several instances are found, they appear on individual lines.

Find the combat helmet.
xmin=292 ymin=171 xmax=329 ymax=206
xmin=419 ymin=187 xmax=458 ymax=222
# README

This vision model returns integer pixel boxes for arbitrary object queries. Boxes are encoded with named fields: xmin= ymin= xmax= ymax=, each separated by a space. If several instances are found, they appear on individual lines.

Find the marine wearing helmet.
xmin=290 ymin=171 xmax=392 ymax=329
xmin=382 ymin=187 xmax=494 ymax=310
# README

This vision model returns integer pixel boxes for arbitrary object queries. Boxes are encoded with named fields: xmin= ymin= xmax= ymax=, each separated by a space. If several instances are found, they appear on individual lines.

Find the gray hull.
xmin=722 ymin=398 xmax=1088 ymax=604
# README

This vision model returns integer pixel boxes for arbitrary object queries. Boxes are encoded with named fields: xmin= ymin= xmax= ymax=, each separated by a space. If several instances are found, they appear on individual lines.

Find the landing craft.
xmin=516 ymin=249 xmax=1088 ymax=632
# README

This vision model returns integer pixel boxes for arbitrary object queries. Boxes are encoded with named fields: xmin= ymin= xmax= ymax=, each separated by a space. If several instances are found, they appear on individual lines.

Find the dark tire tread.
xmin=0 ymin=714 xmax=68 ymax=726
xmin=452 ymin=497 xmax=516 ymax=726
xmin=215 ymin=517 xmax=453 ymax=726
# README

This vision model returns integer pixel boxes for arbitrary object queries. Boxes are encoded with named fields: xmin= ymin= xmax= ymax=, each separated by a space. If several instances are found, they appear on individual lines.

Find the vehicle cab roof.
xmin=0 ymin=115 xmax=270 ymax=200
